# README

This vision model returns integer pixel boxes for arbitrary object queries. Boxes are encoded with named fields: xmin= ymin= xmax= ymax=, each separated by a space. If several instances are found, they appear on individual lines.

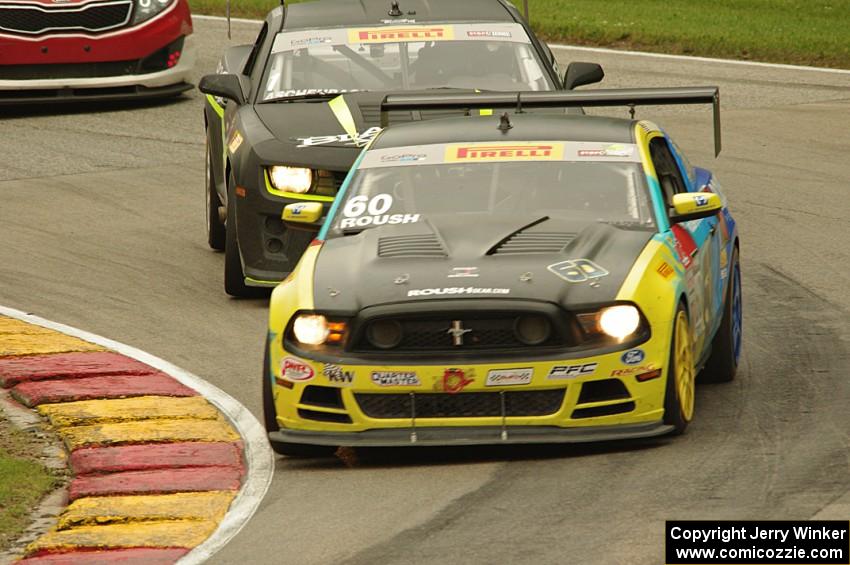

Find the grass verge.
xmin=189 ymin=0 xmax=850 ymax=69
xmin=0 ymin=417 xmax=58 ymax=553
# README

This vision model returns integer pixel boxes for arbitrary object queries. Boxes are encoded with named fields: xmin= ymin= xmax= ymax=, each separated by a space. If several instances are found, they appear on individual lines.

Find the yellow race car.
xmin=263 ymin=88 xmax=741 ymax=455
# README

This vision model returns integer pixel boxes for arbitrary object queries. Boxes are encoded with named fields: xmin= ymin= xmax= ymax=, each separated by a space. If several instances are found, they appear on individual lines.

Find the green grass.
xmin=0 ymin=418 xmax=57 ymax=553
xmin=190 ymin=0 xmax=850 ymax=69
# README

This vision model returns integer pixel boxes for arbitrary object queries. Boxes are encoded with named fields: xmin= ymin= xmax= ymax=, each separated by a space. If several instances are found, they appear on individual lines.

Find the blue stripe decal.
xmin=317 ymin=149 xmax=367 ymax=241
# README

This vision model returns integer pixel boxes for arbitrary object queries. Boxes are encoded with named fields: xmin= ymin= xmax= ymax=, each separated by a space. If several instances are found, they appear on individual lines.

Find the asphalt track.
xmin=1 ymin=17 xmax=849 ymax=565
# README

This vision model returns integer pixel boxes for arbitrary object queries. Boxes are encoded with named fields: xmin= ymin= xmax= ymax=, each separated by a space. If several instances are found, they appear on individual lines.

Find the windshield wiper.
xmin=263 ymin=92 xmax=360 ymax=103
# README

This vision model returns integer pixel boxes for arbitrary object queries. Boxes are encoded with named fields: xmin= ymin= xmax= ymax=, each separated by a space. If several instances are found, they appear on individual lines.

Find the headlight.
xmin=269 ymin=166 xmax=313 ymax=193
xmin=292 ymin=314 xmax=329 ymax=345
xmin=132 ymin=0 xmax=173 ymax=25
xmin=291 ymin=314 xmax=347 ymax=346
xmin=598 ymin=305 xmax=641 ymax=340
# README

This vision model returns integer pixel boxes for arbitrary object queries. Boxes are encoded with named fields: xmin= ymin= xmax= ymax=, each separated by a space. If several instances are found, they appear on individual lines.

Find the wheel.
xmin=205 ymin=136 xmax=226 ymax=251
xmin=262 ymin=342 xmax=338 ymax=458
xmin=223 ymin=171 xmax=262 ymax=297
xmin=664 ymin=302 xmax=696 ymax=434
xmin=701 ymin=246 xmax=742 ymax=383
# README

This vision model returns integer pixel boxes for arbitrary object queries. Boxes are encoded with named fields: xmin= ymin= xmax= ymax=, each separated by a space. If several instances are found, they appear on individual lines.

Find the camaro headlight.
xmin=598 ymin=305 xmax=641 ymax=340
xmin=291 ymin=314 xmax=348 ymax=346
xmin=132 ymin=0 xmax=173 ymax=25
xmin=269 ymin=166 xmax=313 ymax=193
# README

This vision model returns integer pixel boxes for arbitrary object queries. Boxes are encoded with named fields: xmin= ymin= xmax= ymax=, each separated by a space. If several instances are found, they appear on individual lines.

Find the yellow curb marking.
xmin=39 ymin=396 xmax=221 ymax=427
xmin=59 ymin=417 xmax=241 ymax=451
xmin=0 ymin=318 xmax=104 ymax=357
xmin=58 ymin=491 xmax=236 ymax=530
xmin=26 ymin=519 xmax=220 ymax=554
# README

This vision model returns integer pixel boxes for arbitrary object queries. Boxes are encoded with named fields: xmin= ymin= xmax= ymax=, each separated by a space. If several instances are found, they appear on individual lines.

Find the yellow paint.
xmin=59 ymin=417 xmax=240 ymax=451
xmin=0 ymin=324 xmax=103 ymax=357
xmin=39 ymin=396 xmax=220 ymax=428
xmin=282 ymin=202 xmax=323 ymax=224
xmin=58 ymin=492 xmax=235 ymax=530
xmin=328 ymin=95 xmax=359 ymax=145
xmin=26 ymin=520 xmax=220 ymax=554
xmin=672 ymin=192 xmax=722 ymax=215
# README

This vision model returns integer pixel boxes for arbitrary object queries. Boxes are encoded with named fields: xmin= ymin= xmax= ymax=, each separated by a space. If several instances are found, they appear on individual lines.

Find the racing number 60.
xmin=343 ymin=194 xmax=393 ymax=217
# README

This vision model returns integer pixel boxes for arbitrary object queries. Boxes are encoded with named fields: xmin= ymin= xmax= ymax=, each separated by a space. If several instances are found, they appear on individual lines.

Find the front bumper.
xmin=0 ymin=36 xmax=195 ymax=104
xmin=270 ymin=421 xmax=673 ymax=447
xmin=269 ymin=329 xmax=673 ymax=446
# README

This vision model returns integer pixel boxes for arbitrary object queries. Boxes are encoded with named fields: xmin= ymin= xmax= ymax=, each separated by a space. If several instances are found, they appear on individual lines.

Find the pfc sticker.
xmin=485 ymin=368 xmax=533 ymax=387
xmin=547 ymin=363 xmax=597 ymax=379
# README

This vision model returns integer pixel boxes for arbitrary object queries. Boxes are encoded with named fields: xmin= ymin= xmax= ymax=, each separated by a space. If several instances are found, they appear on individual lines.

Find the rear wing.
xmin=380 ymin=87 xmax=721 ymax=156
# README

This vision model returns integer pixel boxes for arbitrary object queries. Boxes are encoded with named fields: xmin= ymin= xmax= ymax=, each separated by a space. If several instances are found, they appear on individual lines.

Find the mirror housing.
xmin=563 ymin=62 xmax=604 ymax=90
xmin=198 ymin=73 xmax=245 ymax=105
xmin=223 ymin=44 xmax=253 ymax=75
xmin=670 ymin=192 xmax=722 ymax=223
xmin=282 ymin=202 xmax=324 ymax=228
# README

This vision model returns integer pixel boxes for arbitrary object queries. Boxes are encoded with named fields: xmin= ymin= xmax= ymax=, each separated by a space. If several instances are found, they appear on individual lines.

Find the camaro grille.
xmin=0 ymin=1 xmax=132 ymax=36
xmin=355 ymin=389 xmax=566 ymax=419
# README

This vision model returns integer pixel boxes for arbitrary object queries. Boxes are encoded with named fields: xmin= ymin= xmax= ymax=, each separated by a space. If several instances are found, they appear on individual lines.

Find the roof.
xmin=282 ymin=0 xmax=516 ymax=30
xmin=370 ymin=113 xmax=639 ymax=149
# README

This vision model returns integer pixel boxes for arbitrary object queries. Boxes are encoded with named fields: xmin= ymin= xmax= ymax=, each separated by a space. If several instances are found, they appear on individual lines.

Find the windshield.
xmin=261 ymin=23 xmax=554 ymax=101
xmin=328 ymin=141 xmax=656 ymax=235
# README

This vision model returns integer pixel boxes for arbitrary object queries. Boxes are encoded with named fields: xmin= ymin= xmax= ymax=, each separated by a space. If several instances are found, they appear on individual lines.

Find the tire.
xmin=205 ymin=137 xmax=226 ymax=251
xmin=701 ymin=246 xmax=742 ymax=383
xmin=664 ymin=302 xmax=696 ymax=435
xmin=262 ymin=342 xmax=338 ymax=458
xmin=223 ymin=171 xmax=262 ymax=297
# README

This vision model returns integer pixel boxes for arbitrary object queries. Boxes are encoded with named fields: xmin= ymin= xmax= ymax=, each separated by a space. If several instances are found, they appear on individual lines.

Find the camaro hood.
xmin=312 ymin=215 xmax=654 ymax=312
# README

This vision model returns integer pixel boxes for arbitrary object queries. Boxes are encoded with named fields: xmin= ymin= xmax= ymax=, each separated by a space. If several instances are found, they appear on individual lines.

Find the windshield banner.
xmin=272 ymin=23 xmax=531 ymax=53
xmin=360 ymin=142 xmax=642 ymax=168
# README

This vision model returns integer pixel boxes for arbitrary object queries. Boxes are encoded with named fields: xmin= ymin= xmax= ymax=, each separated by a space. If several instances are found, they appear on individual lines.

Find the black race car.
xmin=199 ymin=0 xmax=604 ymax=296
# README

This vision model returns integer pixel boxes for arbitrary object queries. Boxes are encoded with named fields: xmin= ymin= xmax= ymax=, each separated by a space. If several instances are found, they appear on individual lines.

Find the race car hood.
xmin=312 ymin=215 xmax=654 ymax=312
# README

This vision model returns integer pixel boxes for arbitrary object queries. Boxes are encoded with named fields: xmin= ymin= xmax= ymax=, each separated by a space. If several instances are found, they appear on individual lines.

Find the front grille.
xmin=0 ymin=1 xmax=133 ymax=36
xmin=572 ymin=401 xmax=635 ymax=419
xmin=356 ymin=389 xmax=565 ymax=419
xmin=354 ymin=313 xmax=567 ymax=353
xmin=490 ymin=231 xmax=577 ymax=255
xmin=378 ymin=234 xmax=446 ymax=258
xmin=577 ymin=379 xmax=630 ymax=403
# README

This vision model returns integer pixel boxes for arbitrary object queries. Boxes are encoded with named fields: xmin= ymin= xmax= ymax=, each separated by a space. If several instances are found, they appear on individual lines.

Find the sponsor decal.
xmin=467 ymin=30 xmax=512 ymax=38
xmin=323 ymin=364 xmax=354 ymax=386
xmin=486 ymin=368 xmax=533 ymax=387
xmin=381 ymin=18 xmax=416 ymax=24
xmin=611 ymin=364 xmax=655 ymax=377
xmin=281 ymin=357 xmax=314 ymax=382
xmin=547 ymin=259 xmax=609 ymax=283
xmin=277 ymin=88 xmax=360 ymax=98
xmin=349 ymin=26 xmax=453 ymax=44
xmin=291 ymin=36 xmax=333 ymax=47
xmin=340 ymin=214 xmax=420 ymax=229
xmin=547 ymin=363 xmax=597 ymax=379
xmin=407 ymin=287 xmax=510 ymax=297
xmin=657 ymin=262 xmax=675 ymax=279
xmin=227 ymin=130 xmax=243 ymax=154
xmin=577 ymin=144 xmax=635 ymax=158
xmin=371 ymin=371 xmax=420 ymax=387
xmin=446 ymin=142 xmax=564 ymax=162
xmin=448 ymin=267 xmax=479 ymax=278
xmin=289 ymin=203 xmax=309 ymax=216
xmin=338 ymin=193 xmax=420 ymax=228
xmin=695 ymin=194 xmax=709 ymax=207
xmin=380 ymin=153 xmax=427 ymax=163
xmin=621 ymin=349 xmax=646 ymax=365
xmin=296 ymin=126 xmax=382 ymax=148
xmin=435 ymin=368 xmax=474 ymax=393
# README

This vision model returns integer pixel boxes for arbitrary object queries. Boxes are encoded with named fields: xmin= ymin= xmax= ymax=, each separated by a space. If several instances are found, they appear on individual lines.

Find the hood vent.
xmin=490 ymin=232 xmax=577 ymax=255
xmin=359 ymin=104 xmax=468 ymax=127
xmin=378 ymin=234 xmax=447 ymax=258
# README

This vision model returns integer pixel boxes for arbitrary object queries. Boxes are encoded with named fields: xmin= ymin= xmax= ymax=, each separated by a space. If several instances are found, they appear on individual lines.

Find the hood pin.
xmin=519 ymin=272 xmax=533 ymax=283
xmin=394 ymin=274 xmax=410 ymax=285
xmin=327 ymin=287 xmax=340 ymax=297
xmin=589 ymin=280 xmax=601 ymax=288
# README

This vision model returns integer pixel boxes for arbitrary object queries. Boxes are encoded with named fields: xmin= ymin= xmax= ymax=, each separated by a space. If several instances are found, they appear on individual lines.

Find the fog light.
xmin=367 ymin=319 xmax=403 ymax=349
xmin=514 ymin=315 xmax=551 ymax=345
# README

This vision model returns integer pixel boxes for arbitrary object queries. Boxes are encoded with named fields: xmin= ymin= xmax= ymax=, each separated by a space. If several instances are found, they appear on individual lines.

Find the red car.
xmin=0 ymin=0 xmax=194 ymax=104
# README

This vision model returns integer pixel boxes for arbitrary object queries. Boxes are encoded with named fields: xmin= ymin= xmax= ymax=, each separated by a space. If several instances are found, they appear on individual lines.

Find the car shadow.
xmin=276 ymin=436 xmax=671 ymax=471
xmin=0 ymin=92 xmax=194 ymax=119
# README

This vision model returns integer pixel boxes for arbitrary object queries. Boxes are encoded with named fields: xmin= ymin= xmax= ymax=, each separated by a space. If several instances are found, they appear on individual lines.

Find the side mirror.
xmin=224 ymin=44 xmax=253 ymax=75
xmin=563 ymin=62 xmax=604 ymax=90
xmin=198 ymin=73 xmax=245 ymax=105
xmin=670 ymin=192 xmax=722 ymax=223
xmin=282 ymin=202 xmax=324 ymax=228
